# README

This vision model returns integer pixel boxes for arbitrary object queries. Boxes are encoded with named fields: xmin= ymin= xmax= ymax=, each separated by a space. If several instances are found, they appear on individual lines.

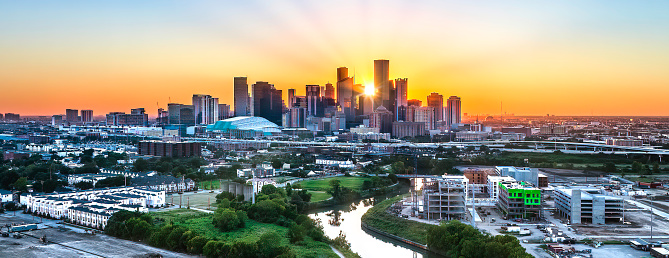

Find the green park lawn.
xmin=308 ymin=191 xmax=331 ymax=202
xmin=299 ymin=176 xmax=366 ymax=192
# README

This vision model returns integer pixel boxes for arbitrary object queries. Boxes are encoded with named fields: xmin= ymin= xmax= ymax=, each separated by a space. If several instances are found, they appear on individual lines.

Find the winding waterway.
xmin=308 ymin=190 xmax=444 ymax=258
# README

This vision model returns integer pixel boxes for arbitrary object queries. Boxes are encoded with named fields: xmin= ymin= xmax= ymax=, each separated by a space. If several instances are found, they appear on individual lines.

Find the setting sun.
xmin=364 ymin=84 xmax=375 ymax=96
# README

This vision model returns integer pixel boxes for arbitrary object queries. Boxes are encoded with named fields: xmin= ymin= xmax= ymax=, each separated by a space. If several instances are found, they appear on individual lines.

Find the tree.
xmin=271 ymin=159 xmax=283 ymax=169
xmin=257 ymin=231 xmax=291 ymax=258
xmin=133 ymin=158 xmax=149 ymax=172
xmin=213 ymin=208 xmax=244 ymax=231
xmin=166 ymin=226 xmax=187 ymax=251
xmin=131 ymin=219 xmax=153 ymax=241
xmin=632 ymin=161 xmax=644 ymax=174
xmin=187 ymin=236 xmax=209 ymax=254
xmin=287 ymin=222 xmax=305 ymax=243
xmin=247 ymin=200 xmax=285 ymax=223
xmin=13 ymin=177 xmax=28 ymax=192
xmin=603 ymin=162 xmax=617 ymax=173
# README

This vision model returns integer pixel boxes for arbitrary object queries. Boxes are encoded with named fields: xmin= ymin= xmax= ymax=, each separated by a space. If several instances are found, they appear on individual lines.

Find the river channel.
xmin=308 ymin=189 xmax=444 ymax=258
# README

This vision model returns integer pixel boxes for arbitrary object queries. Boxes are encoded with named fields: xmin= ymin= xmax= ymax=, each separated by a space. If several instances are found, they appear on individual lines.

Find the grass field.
xmin=152 ymin=209 xmax=338 ymax=258
xmin=299 ymin=177 xmax=366 ymax=191
xmin=166 ymin=192 xmax=219 ymax=211
xmin=308 ymin=191 xmax=331 ymax=202
xmin=198 ymin=180 xmax=220 ymax=190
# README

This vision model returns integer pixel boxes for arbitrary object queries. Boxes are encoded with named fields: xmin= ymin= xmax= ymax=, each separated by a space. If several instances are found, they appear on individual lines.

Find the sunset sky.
xmin=2 ymin=1 xmax=669 ymax=117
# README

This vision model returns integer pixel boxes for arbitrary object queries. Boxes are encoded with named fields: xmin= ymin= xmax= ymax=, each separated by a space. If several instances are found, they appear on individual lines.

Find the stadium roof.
xmin=206 ymin=116 xmax=281 ymax=135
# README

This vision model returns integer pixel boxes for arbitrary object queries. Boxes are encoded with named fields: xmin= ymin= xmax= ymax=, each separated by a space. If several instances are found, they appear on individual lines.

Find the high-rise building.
xmin=168 ymin=103 xmax=195 ymax=125
xmin=51 ymin=115 xmax=63 ymax=126
xmin=3 ymin=113 xmax=19 ymax=121
xmin=370 ymin=106 xmax=393 ymax=133
xmin=106 ymin=109 xmax=148 ymax=126
xmin=234 ymin=77 xmax=249 ymax=117
xmin=446 ymin=96 xmax=461 ymax=128
xmin=287 ymin=89 xmax=296 ymax=109
xmin=394 ymin=78 xmax=408 ymax=121
xmin=289 ymin=107 xmax=307 ymax=128
xmin=81 ymin=110 xmax=93 ymax=122
xmin=427 ymin=92 xmax=444 ymax=122
xmin=192 ymin=94 xmax=219 ymax=124
xmin=66 ymin=109 xmax=79 ymax=123
xmin=408 ymin=99 xmax=422 ymax=107
xmin=323 ymin=83 xmax=335 ymax=107
xmin=414 ymin=106 xmax=435 ymax=131
xmin=157 ymin=108 xmax=169 ymax=125
xmin=218 ymin=104 xmax=231 ymax=120
xmin=373 ymin=59 xmax=390 ymax=110
xmin=306 ymin=85 xmax=321 ymax=117
xmin=336 ymin=67 xmax=359 ymax=122
xmin=252 ymin=81 xmax=283 ymax=125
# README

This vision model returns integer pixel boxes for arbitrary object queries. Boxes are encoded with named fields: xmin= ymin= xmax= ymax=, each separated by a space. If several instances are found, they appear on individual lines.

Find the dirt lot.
xmin=167 ymin=191 xmax=219 ymax=211
xmin=0 ymin=215 xmax=190 ymax=258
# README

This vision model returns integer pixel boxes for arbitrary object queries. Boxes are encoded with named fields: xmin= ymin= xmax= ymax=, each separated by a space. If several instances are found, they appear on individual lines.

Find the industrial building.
xmin=422 ymin=175 xmax=469 ymax=220
xmin=554 ymin=187 xmax=623 ymax=224
xmin=496 ymin=166 xmax=540 ymax=186
xmin=497 ymin=181 xmax=541 ymax=220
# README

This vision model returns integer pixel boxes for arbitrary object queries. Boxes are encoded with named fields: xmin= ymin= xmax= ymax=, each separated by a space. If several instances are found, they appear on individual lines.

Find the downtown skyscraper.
xmin=252 ymin=81 xmax=283 ymax=125
xmin=192 ymin=94 xmax=219 ymax=124
xmin=336 ymin=67 xmax=357 ymax=121
xmin=234 ymin=77 xmax=249 ymax=117
xmin=394 ymin=78 xmax=408 ymax=121
xmin=446 ymin=96 xmax=461 ymax=128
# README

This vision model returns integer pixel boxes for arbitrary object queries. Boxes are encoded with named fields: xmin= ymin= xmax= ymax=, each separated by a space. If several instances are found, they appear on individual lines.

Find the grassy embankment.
xmin=152 ymin=209 xmax=339 ymax=258
xmin=360 ymin=195 xmax=436 ymax=245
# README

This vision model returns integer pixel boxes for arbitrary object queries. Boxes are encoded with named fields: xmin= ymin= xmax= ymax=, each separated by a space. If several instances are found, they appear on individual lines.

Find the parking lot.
xmin=0 ymin=213 xmax=190 ymax=258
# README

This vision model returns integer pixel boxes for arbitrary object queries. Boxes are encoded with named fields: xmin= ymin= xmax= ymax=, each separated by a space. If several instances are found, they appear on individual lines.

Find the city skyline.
xmin=2 ymin=1 xmax=669 ymax=116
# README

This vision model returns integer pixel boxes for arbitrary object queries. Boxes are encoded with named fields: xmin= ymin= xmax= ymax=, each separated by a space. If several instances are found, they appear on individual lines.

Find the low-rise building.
xmin=22 ymin=186 xmax=165 ymax=230
xmin=497 ymin=181 xmax=541 ymax=220
xmin=1 ymin=189 xmax=12 ymax=203
xmin=554 ymin=187 xmax=623 ymax=224
xmin=486 ymin=176 xmax=516 ymax=200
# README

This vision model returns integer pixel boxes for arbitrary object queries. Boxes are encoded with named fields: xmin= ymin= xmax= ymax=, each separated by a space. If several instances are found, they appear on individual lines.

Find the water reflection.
xmin=309 ymin=194 xmax=444 ymax=258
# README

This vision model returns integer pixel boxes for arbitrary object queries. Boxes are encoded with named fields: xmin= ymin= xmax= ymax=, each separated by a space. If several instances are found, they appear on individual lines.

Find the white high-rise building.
xmin=193 ymin=94 xmax=219 ymax=124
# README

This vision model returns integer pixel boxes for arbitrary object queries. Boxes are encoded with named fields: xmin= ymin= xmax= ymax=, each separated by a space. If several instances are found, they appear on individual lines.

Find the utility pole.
xmin=651 ymin=195 xmax=654 ymax=240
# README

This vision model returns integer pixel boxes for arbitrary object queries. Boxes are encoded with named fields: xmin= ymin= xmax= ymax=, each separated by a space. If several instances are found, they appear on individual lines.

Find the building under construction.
xmin=422 ymin=176 xmax=469 ymax=220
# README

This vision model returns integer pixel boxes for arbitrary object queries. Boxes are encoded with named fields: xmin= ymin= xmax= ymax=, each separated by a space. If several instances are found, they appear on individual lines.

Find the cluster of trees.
xmin=202 ymin=231 xmax=294 ymax=258
xmin=427 ymin=220 xmax=532 ymax=258
xmin=0 ymin=156 xmax=67 ymax=193
xmin=105 ymin=211 xmax=212 ymax=255
xmin=212 ymin=197 xmax=248 ymax=231
xmin=327 ymin=179 xmax=359 ymax=204
xmin=361 ymin=176 xmax=396 ymax=191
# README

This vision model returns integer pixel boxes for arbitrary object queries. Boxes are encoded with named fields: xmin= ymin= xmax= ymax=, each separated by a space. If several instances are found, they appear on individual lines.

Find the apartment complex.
xmin=422 ymin=175 xmax=469 ymax=220
xmin=138 ymin=140 xmax=202 ymax=158
xmin=554 ymin=187 xmax=623 ymax=224
xmin=21 ymin=187 xmax=165 ymax=230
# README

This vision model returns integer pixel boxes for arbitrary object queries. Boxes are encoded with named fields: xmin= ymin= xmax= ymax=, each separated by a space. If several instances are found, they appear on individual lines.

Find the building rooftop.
xmin=556 ymin=187 xmax=622 ymax=201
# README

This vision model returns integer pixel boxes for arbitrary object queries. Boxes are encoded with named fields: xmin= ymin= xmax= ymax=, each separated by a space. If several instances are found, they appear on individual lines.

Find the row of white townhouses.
xmin=20 ymin=187 xmax=165 ymax=230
